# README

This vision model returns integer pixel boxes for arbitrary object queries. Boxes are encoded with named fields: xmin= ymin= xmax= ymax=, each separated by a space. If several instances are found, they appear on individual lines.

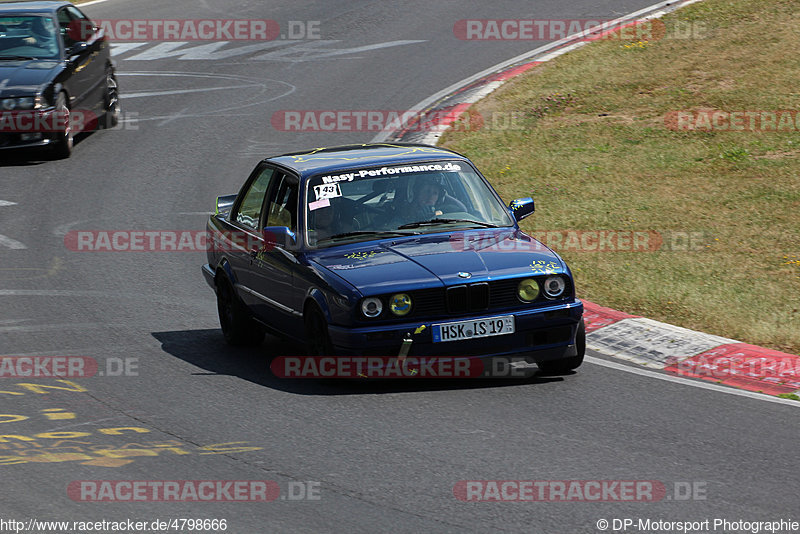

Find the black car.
xmin=0 ymin=1 xmax=119 ymax=158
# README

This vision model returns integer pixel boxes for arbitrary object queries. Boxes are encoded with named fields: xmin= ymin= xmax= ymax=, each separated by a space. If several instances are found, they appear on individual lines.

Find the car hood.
xmin=307 ymin=228 xmax=565 ymax=296
xmin=0 ymin=60 xmax=61 ymax=97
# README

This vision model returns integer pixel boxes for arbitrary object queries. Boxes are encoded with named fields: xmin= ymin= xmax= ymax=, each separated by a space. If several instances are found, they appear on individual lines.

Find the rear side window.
xmin=265 ymin=174 xmax=298 ymax=232
xmin=234 ymin=167 xmax=275 ymax=229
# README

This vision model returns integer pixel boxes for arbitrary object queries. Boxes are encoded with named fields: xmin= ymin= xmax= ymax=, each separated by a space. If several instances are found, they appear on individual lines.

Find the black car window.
xmin=234 ymin=167 xmax=275 ymax=230
xmin=0 ymin=15 xmax=59 ymax=58
xmin=59 ymin=6 xmax=94 ymax=46
xmin=265 ymin=174 xmax=298 ymax=232
xmin=57 ymin=7 xmax=75 ymax=46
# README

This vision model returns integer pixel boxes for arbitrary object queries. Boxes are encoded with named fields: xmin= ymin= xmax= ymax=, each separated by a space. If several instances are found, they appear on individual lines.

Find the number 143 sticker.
xmin=313 ymin=183 xmax=342 ymax=201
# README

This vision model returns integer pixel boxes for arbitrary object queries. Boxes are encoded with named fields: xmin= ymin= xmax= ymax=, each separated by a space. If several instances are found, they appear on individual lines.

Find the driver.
xmin=23 ymin=17 xmax=57 ymax=53
xmin=409 ymin=177 xmax=467 ymax=221
xmin=412 ymin=181 xmax=444 ymax=219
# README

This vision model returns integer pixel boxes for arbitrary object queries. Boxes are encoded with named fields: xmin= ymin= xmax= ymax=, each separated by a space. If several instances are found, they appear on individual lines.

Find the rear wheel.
xmin=216 ymin=276 xmax=264 ymax=346
xmin=304 ymin=307 xmax=333 ymax=356
xmin=537 ymin=319 xmax=585 ymax=374
xmin=50 ymin=92 xmax=72 ymax=159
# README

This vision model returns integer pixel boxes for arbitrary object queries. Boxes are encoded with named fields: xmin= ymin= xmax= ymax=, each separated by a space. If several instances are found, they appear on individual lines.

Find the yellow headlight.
xmin=389 ymin=293 xmax=412 ymax=316
xmin=517 ymin=278 xmax=540 ymax=302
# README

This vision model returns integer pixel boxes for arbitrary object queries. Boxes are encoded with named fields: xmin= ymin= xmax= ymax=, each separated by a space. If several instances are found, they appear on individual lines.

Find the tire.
xmin=304 ymin=306 xmax=334 ymax=356
xmin=50 ymin=92 xmax=72 ymax=159
xmin=537 ymin=319 xmax=585 ymax=374
xmin=216 ymin=276 xmax=264 ymax=346
xmin=102 ymin=71 xmax=120 ymax=129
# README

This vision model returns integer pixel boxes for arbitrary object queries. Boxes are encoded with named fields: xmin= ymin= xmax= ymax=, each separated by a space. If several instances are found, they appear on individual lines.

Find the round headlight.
xmin=389 ymin=293 xmax=412 ymax=316
xmin=361 ymin=297 xmax=383 ymax=318
xmin=2 ymin=99 xmax=16 ymax=110
xmin=517 ymin=278 xmax=540 ymax=302
xmin=543 ymin=275 xmax=566 ymax=298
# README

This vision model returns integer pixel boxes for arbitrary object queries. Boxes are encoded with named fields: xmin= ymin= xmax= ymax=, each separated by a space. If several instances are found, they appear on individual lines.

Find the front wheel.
xmin=537 ymin=320 xmax=585 ymax=374
xmin=304 ymin=307 xmax=334 ymax=356
xmin=216 ymin=276 xmax=264 ymax=346
xmin=50 ymin=92 xmax=72 ymax=159
xmin=103 ymin=71 xmax=120 ymax=128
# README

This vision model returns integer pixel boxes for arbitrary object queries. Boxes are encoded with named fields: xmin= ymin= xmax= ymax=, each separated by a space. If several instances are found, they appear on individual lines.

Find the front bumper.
xmin=0 ymin=108 xmax=62 ymax=150
xmin=327 ymin=300 xmax=584 ymax=363
xmin=0 ymin=132 xmax=55 ymax=150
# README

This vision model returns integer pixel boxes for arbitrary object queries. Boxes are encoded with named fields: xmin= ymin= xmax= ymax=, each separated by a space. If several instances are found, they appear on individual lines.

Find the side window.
xmin=57 ymin=8 xmax=73 ymax=46
xmin=265 ymin=174 xmax=298 ymax=232
xmin=62 ymin=6 xmax=94 ymax=45
xmin=233 ymin=167 xmax=275 ymax=230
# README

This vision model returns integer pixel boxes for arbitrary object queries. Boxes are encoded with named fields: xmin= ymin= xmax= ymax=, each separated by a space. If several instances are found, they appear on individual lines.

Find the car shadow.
xmin=151 ymin=328 xmax=567 ymax=396
xmin=0 ymin=132 xmax=91 ymax=166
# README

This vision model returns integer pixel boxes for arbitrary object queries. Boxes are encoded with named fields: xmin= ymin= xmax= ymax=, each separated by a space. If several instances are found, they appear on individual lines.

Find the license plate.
xmin=432 ymin=315 xmax=515 ymax=343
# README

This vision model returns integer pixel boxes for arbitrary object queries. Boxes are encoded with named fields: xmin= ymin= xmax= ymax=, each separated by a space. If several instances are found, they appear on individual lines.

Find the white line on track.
xmin=0 ymin=323 xmax=127 ymax=333
xmin=0 ymin=234 xmax=27 ymax=250
xmin=586 ymin=356 xmax=800 ymax=408
xmin=0 ymin=200 xmax=26 ymax=249
xmin=76 ymin=0 xmax=113 ymax=6
xmin=122 ymin=84 xmax=264 ymax=99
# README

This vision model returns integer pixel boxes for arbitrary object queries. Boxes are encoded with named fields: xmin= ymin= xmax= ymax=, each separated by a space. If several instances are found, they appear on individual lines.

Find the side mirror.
xmin=262 ymin=226 xmax=296 ymax=250
xmin=509 ymin=197 xmax=535 ymax=222
xmin=68 ymin=42 xmax=89 ymax=56
xmin=215 ymin=194 xmax=237 ymax=217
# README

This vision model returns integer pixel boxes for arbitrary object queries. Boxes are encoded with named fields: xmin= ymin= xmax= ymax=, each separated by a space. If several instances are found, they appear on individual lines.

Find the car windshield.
xmin=0 ymin=15 xmax=60 ymax=60
xmin=305 ymin=160 xmax=514 ymax=247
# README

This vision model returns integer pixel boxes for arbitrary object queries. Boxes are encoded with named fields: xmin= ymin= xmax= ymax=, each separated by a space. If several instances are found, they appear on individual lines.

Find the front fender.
xmin=305 ymin=288 xmax=332 ymax=322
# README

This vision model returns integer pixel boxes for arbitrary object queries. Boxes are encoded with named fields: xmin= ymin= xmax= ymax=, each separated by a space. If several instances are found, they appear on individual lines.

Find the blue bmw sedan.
xmin=203 ymin=143 xmax=585 ymax=374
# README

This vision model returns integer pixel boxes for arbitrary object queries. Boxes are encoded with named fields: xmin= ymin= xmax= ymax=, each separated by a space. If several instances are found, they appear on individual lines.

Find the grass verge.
xmin=441 ymin=0 xmax=800 ymax=354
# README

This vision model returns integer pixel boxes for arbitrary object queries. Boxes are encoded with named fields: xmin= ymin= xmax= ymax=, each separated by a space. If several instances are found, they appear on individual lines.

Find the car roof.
xmin=0 ymin=1 xmax=71 ymax=14
xmin=266 ymin=143 xmax=469 ymax=178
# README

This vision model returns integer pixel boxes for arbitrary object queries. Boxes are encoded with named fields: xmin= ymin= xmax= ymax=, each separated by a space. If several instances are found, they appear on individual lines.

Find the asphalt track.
xmin=1 ymin=0 xmax=798 ymax=532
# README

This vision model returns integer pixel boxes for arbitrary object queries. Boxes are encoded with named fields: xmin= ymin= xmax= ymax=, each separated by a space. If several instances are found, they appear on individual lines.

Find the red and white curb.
xmin=583 ymin=302 xmax=800 ymax=398
xmin=373 ymin=0 xmax=800 ymax=401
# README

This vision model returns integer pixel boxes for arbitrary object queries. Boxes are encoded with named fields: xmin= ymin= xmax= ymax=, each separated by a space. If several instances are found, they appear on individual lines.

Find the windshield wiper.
xmin=397 ymin=218 xmax=501 ymax=230
xmin=0 ymin=55 xmax=38 ymax=61
xmin=322 ymin=230 xmax=419 ymax=241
